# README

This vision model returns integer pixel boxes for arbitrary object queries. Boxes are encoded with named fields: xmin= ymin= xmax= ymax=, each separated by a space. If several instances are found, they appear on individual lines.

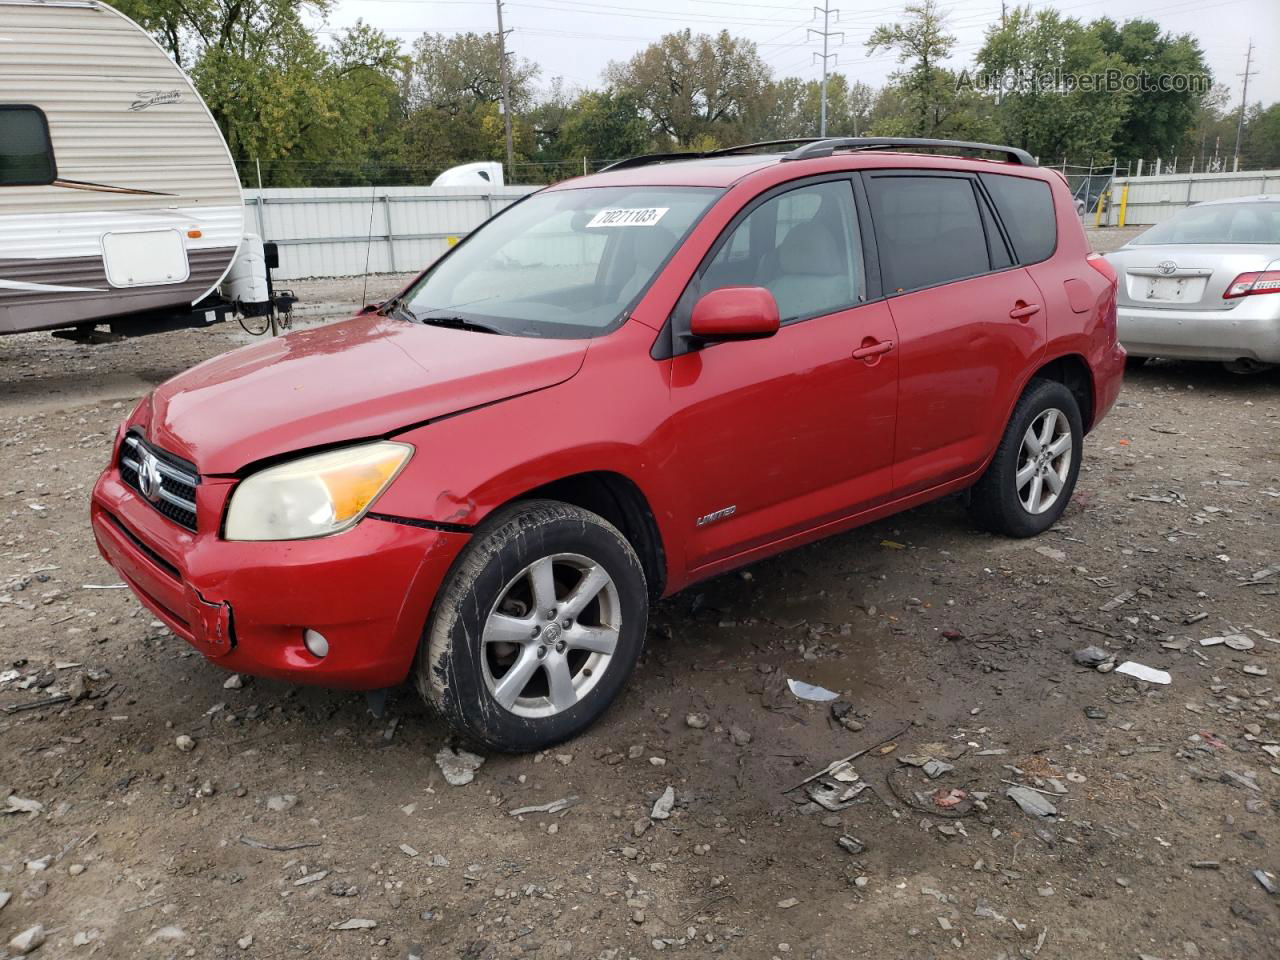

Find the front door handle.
xmin=851 ymin=338 xmax=895 ymax=360
xmin=1009 ymin=301 xmax=1041 ymax=320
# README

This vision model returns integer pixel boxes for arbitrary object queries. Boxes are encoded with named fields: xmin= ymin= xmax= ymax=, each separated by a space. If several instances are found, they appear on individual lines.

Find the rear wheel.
xmin=969 ymin=379 xmax=1083 ymax=538
xmin=416 ymin=500 xmax=648 ymax=752
xmin=1125 ymin=355 xmax=1147 ymax=372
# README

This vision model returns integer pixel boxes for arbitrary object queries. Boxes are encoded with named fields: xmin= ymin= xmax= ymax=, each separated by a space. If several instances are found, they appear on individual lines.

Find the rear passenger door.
xmin=864 ymin=170 xmax=1046 ymax=497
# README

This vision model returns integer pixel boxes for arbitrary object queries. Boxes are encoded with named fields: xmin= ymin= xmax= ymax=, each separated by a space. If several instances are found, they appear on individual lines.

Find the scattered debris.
xmin=651 ymin=786 xmax=676 ymax=820
xmin=8 ymin=925 xmax=45 ymax=955
xmin=237 ymin=836 xmax=321 ymax=852
xmin=329 ymin=918 xmax=377 ymax=931
xmin=508 ymin=797 xmax=579 ymax=817
xmin=1073 ymin=645 xmax=1115 ymax=668
xmin=435 ymin=746 xmax=484 ymax=786
xmin=836 ymin=835 xmax=866 ymax=855
xmin=1006 ymin=786 xmax=1057 ymax=818
xmin=787 ymin=678 xmax=839 ymax=701
xmin=2 ymin=796 xmax=43 ymax=817
xmin=1115 ymin=662 xmax=1171 ymax=685
xmin=1253 ymin=869 xmax=1277 ymax=895
xmin=175 ymin=734 xmax=196 ymax=752
xmin=685 ymin=712 xmax=709 ymax=729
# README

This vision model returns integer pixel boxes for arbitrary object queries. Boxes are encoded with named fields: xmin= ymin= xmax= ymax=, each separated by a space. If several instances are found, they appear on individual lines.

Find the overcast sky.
xmin=319 ymin=0 xmax=1279 ymax=109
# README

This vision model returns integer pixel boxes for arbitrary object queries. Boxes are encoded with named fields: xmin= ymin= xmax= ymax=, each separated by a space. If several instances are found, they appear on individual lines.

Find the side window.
xmin=867 ymin=175 xmax=991 ymax=293
xmin=979 ymin=195 xmax=1013 ymax=270
xmin=980 ymin=173 xmax=1057 ymax=264
xmin=0 ymin=106 xmax=55 ymax=186
xmin=700 ymin=180 xmax=864 ymax=322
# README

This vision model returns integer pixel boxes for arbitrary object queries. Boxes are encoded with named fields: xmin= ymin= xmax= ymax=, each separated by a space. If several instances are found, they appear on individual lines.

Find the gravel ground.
xmin=1 ymin=226 xmax=1277 ymax=959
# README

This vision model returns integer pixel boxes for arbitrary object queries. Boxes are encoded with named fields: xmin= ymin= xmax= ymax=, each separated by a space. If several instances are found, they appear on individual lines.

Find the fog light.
xmin=303 ymin=629 xmax=329 ymax=658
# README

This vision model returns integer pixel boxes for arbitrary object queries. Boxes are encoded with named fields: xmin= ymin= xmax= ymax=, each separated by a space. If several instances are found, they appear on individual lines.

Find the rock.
xmin=9 ymin=925 xmax=45 ymax=955
xmin=175 ymin=734 xmax=196 ymax=752
xmin=0 ymin=891 xmax=9 ymax=911
xmin=1006 ymin=786 xmax=1057 ymax=818
xmin=1073 ymin=645 xmax=1113 ymax=667
xmin=728 ymin=725 xmax=752 ymax=746
xmin=223 ymin=674 xmax=244 ymax=689
xmin=621 ymin=846 xmax=639 ymax=860
xmin=777 ymin=897 xmax=799 ymax=909
xmin=68 ymin=672 xmax=89 ymax=701
xmin=72 ymin=930 xmax=99 ymax=947
xmin=266 ymin=794 xmax=297 ymax=812
xmin=836 ymin=835 xmax=866 ymax=855
xmin=651 ymin=786 xmax=676 ymax=820
xmin=685 ymin=712 xmax=709 ymax=729
xmin=237 ymin=934 xmax=254 ymax=949
xmin=1084 ymin=705 xmax=1108 ymax=720
xmin=435 ymin=747 xmax=485 ymax=786
xmin=145 ymin=926 xmax=186 ymax=944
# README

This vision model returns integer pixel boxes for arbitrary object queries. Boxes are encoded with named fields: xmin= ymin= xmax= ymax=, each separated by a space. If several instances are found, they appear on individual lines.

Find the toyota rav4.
xmin=91 ymin=137 xmax=1125 ymax=751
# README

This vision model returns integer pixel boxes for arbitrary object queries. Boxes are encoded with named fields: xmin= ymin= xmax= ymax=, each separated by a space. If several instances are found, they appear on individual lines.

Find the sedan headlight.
xmin=224 ymin=441 xmax=412 ymax=541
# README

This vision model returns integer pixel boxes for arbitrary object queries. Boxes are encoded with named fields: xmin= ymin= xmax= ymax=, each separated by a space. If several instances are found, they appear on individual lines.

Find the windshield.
xmin=399 ymin=185 xmax=721 ymax=337
xmin=1132 ymin=202 xmax=1280 ymax=245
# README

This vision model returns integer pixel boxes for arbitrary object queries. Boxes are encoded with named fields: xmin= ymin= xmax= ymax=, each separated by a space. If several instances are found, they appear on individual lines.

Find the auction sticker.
xmin=586 ymin=207 xmax=669 ymax=228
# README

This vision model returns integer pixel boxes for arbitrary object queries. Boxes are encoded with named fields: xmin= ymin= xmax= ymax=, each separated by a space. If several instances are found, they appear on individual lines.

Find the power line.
xmin=1232 ymin=37 xmax=1256 ymax=168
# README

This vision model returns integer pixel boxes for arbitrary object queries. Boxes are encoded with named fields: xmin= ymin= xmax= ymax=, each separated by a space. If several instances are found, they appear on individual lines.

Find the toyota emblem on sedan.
xmin=1157 ymin=260 xmax=1178 ymax=275
xmin=137 ymin=451 xmax=164 ymax=503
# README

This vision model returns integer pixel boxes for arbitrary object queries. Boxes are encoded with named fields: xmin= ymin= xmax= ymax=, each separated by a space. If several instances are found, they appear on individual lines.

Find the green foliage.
xmin=605 ymin=29 xmax=771 ymax=146
xmin=108 ymin=1 xmax=1269 ymax=185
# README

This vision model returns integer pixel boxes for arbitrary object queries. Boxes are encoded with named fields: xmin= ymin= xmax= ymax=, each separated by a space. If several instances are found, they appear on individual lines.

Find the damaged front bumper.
xmin=90 ymin=466 xmax=470 ymax=690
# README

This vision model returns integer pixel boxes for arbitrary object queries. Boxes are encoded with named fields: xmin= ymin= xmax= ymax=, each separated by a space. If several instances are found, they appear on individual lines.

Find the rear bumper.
xmin=1118 ymin=302 xmax=1280 ymax=363
xmin=91 ymin=467 xmax=469 ymax=690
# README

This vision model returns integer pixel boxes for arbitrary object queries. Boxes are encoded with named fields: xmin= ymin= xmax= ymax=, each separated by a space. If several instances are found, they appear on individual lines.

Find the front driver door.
xmin=665 ymin=176 xmax=900 ymax=574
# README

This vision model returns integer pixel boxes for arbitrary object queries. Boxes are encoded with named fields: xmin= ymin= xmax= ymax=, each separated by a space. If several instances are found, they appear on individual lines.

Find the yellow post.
xmin=1093 ymin=190 xmax=1106 ymax=228
xmin=1117 ymin=185 xmax=1130 ymax=228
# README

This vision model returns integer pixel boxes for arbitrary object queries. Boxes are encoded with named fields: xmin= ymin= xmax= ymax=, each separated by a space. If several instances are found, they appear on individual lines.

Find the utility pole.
xmin=1232 ymin=38 xmax=1255 ymax=169
xmin=495 ymin=0 xmax=514 ymax=180
xmin=808 ymin=5 xmax=842 ymax=137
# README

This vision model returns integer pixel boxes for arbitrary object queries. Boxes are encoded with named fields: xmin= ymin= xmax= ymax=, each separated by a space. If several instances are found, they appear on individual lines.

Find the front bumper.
xmin=91 ymin=466 xmax=470 ymax=690
xmin=1117 ymin=301 xmax=1280 ymax=363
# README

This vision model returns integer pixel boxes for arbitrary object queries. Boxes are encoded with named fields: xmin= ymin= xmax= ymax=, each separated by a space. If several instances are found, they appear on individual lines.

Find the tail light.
xmin=1223 ymin=271 xmax=1280 ymax=299
xmin=1086 ymin=253 xmax=1117 ymax=288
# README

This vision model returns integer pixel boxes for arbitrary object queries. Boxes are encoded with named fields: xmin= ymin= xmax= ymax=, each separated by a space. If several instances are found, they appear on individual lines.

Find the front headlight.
xmin=224 ymin=441 xmax=413 ymax=541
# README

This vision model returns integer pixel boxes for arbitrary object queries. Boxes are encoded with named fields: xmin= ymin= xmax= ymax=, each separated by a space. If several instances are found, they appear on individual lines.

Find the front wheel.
xmin=969 ymin=379 xmax=1083 ymax=538
xmin=416 ymin=500 xmax=648 ymax=752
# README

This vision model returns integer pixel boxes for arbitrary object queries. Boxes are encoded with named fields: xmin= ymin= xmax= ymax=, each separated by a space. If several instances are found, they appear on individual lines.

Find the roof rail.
xmin=597 ymin=139 xmax=827 ymax=173
xmin=782 ymin=137 xmax=1037 ymax=167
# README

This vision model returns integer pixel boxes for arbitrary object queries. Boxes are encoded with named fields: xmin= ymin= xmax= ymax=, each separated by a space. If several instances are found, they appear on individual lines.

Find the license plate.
xmin=1145 ymin=276 xmax=1204 ymax=301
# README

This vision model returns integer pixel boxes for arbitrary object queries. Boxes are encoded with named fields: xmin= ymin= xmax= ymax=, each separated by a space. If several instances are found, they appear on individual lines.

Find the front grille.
xmin=118 ymin=433 xmax=200 ymax=531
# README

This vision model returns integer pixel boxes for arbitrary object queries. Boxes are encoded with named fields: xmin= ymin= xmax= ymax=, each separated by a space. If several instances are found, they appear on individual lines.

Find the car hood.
xmin=144 ymin=314 xmax=590 ymax=474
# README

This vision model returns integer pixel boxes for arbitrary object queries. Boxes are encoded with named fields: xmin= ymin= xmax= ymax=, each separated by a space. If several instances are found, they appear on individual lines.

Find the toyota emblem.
xmin=1156 ymin=260 xmax=1178 ymax=275
xmin=137 ymin=451 xmax=163 ymax=502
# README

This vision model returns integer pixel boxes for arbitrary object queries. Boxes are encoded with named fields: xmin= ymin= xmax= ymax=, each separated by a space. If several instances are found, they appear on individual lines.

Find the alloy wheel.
xmin=480 ymin=553 xmax=621 ymax=719
xmin=1016 ymin=407 xmax=1073 ymax=515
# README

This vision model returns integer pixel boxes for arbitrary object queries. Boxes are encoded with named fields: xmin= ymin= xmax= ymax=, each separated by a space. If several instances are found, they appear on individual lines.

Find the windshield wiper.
xmin=415 ymin=313 xmax=507 ymax=335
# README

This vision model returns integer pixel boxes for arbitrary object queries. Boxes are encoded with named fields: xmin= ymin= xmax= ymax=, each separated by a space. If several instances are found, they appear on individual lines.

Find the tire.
xmin=969 ymin=379 xmax=1083 ymax=538
xmin=415 ymin=500 xmax=648 ymax=752
xmin=1125 ymin=355 xmax=1147 ymax=372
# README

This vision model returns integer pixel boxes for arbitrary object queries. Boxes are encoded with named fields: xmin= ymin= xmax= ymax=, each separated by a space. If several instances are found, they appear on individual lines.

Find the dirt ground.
xmin=1 ymin=227 xmax=1277 ymax=959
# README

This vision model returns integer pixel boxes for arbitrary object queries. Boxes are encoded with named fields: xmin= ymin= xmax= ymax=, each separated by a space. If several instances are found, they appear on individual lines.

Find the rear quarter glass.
xmin=980 ymin=173 xmax=1057 ymax=264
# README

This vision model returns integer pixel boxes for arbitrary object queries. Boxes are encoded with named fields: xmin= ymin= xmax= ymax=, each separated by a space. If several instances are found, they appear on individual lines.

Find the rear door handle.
xmin=852 ymin=339 xmax=895 ymax=360
xmin=1009 ymin=302 xmax=1041 ymax=320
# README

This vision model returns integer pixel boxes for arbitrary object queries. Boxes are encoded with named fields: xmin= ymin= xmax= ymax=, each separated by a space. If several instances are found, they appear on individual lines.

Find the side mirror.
xmin=689 ymin=286 xmax=780 ymax=343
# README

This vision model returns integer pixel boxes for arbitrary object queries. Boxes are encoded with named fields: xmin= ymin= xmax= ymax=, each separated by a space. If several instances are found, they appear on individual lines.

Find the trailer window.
xmin=0 ymin=106 xmax=56 ymax=186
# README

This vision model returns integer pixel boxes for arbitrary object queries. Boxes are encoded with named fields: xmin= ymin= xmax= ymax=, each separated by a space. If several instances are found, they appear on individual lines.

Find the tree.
xmin=106 ymin=2 xmax=403 ymax=185
xmin=559 ymin=91 xmax=651 ymax=163
xmin=1090 ymin=18 xmax=1211 ymax=158
xmin=974 ymin=6 xmax=1130 ymax=162
xmin=867 ymin=0 xmax=955 ymax=136
xmin=403 ymin=32 xmax=538 ymax=115
xmin=761 ymin=75 xmax=876 ymax=139
xmin=606 ymin=30 xmax=772 ymax=147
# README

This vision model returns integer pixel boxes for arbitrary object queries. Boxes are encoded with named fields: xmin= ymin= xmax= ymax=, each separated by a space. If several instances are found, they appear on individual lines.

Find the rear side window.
xmin=0 ymin=106 xmax=55 ymax=186
xmin=981 ymin=174 xmax=1057 ymax=263
xmin=867 ymin=176 xmax=990 ymax=293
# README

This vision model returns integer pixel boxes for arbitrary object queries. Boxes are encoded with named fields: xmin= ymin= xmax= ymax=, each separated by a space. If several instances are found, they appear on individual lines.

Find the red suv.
xmin=91 ymin=138 xmax=1124 ymax=751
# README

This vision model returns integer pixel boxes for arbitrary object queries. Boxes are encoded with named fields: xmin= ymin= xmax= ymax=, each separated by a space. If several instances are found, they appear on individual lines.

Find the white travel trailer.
xmin=0 ymin=0 xmax=273 ymax=336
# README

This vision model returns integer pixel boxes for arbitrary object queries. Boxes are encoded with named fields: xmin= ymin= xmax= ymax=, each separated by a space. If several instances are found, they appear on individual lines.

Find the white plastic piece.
xmin=1115 ymin=661 xmax=1171 ymax=684
xmin=220 ymin=233 xmax=270 ymax=308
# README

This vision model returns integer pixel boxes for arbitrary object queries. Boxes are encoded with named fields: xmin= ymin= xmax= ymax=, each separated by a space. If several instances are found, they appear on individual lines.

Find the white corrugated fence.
xmin=1104 ymin=169 xmax=1280 ymax=226
xmin=243 ymin=185 xmax=542 ymax=280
